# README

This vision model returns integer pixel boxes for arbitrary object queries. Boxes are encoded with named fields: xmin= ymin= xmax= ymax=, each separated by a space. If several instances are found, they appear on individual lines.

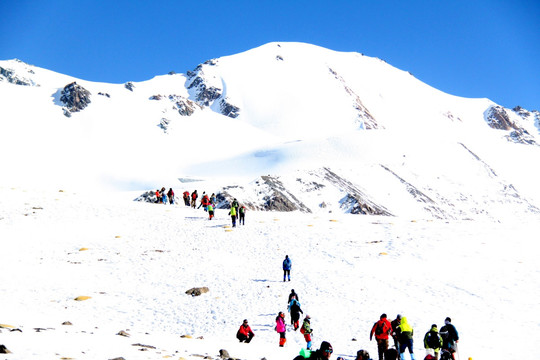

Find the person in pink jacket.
xmin=276 ymin=311 xmax=287 ymax=347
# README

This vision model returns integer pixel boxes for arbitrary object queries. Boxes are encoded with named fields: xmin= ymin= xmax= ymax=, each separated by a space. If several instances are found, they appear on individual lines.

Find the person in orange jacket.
xmin=370 ymin=313 xmax=392 ymax=360
xmin=236 ymin=319 xmax=255 ymax=343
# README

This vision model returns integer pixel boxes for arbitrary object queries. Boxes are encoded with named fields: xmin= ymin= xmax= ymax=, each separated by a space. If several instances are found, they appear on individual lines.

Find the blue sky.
xmin=1 ymin=0 xmax=539 ymax=110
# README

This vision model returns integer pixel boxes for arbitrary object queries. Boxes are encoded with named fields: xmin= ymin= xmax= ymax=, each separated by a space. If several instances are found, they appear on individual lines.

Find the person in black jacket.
xmin=288 ymin=298 xmax=303 ymax=330
xmin=439 ymin=317 xmax=459 ymax=360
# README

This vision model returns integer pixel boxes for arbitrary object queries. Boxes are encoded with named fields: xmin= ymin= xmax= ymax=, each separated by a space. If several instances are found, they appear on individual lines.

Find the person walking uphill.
xmin=370 ymin=313 xmax=392 ymax=360
xmin=424 ymin=324 xmax=442 ymax=360
xmin=439 ymin=318 xmax=459 ymax=360
xmin=236 ymin=319 xmax=255 ymax=343
xmin=396 ymin=316 xmax=415 ymax=360
xmin=300 ymin=315 xmax=313 ymax=350
xmin=228 ymin=205 xmax=237 ymax=227
xmin=288 ymin=297 xmax=303 ymax=330
xmin=276 ymin=311 xmax=287 ymax=347
xmin=283 ymin=255 xmax=292 ymax=282
xmin=391 ymin=314 xmax=402 ymax=351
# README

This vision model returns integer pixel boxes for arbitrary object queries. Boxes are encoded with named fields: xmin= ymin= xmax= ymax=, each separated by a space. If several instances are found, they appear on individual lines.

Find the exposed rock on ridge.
xmin=59 ymin=82 xmax=91 ymax=115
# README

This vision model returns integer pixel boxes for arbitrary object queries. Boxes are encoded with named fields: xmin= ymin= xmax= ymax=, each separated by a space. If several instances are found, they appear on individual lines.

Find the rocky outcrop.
xmin=124 ymin=82 xmax=135 ymax=91
xmin=220 ymin=98 xmax=240 ymax=118
xmin=185 ymin=287 xmax=209 ymax=296
xmin=485 ymin=105 xmax=517 ymax=130
xmin=60 ymin=82 xmax=91 ymax=114
xmin=485 ymin=105 xmax=537 ymax=145
xmin=0 ymin=66 xmax=36 ymax=86
xmin=186 ymin=61 xmax=241 ymax=118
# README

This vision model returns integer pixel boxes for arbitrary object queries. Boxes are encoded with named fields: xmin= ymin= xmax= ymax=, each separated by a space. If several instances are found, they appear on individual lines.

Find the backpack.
xmin=426 ymin=331 xmax=440 ymax=349
xmin=375 ymin=321 xmax=385 ymax=335
xmin=300 ymin=326 xmax=306 ymax=334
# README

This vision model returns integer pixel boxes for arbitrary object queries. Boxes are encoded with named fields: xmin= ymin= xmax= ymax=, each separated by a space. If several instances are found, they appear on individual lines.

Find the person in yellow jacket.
xmin=395 ymin=316 xmax=415 ymax=360
xmin=228 ymin=205 xmax=237 ymax=227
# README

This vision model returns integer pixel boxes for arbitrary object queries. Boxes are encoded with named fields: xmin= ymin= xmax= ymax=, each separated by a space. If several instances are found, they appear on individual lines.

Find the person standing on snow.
xmin=239 ymin=205 xmax=246 ymax=225
xmin=283 ymin=255 xmax=292 ymax=282
xmin=276 ymin=311 xmax=287 ymax=347
xmin=228 ymin=205 xmax=237 ymax=227
xmin=231 ymin=198 xmax=239 ymax=219
xmin=424 ymin=324 xmax=443 ymax=360
xmin=396 ymin=316 xmax=415 ymax=360
xmin=208 ymin=202 xmax=214 ymax=220
xmin=370 ymin=313 xmax=392 ymax=360
xmin=288 ymin=297 xmax=303 ymax=330
xmin=236 ymin=319 xmax=255 ymax=343
xmin=167 ymin=188 xmax=175 ymax=205
xmin=183 ymin=191 xmax=190 ymax=206
xmin=391 ymin=314 xmax=402 ymax=351
xmin=439 ymin=317 xmax=459 ymax=360
xmin=300 ymin=315 xmax=313 ymax=350
xmin=191 ymin=190 xmax=198 ymax=208
xmin=288 ymin=289 xmax=299 ymax=304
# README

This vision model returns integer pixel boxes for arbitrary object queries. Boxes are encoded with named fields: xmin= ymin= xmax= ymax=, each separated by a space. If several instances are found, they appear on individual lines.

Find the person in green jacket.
xmin=396 ymin=316 xmax=415 ymax=360
xmin=301 ymin=315 xmax=313 ymax=350
xmin=228 ymin=205 xmax=237 ymax=227
xmin=424 ymin=324 xmax=442 ymax=360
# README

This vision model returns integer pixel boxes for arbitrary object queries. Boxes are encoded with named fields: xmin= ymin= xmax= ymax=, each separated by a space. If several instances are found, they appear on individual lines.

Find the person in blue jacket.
xmin=283 ymin=255 xmax=292 ymax=282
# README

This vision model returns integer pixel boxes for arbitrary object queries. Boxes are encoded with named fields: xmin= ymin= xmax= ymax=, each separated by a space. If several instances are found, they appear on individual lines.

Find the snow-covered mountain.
xmin=1 ymin=42 xmax=539 ymax=220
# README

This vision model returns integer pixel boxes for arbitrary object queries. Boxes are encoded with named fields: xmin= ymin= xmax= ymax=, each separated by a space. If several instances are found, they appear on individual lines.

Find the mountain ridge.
xmin=1 ymin=42 xmax=539 ymax=220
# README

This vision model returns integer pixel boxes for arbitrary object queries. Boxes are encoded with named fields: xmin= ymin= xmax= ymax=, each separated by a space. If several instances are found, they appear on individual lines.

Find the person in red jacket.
xmin=236 ymin=319 xmax=255 ymax=343
xmin=370 ymin=313 xmax=392 ymax=360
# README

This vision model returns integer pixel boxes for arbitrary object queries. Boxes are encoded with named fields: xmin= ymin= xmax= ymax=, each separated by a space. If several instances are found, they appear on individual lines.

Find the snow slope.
xmin=0 ymin=186 xmax=539 ymax=359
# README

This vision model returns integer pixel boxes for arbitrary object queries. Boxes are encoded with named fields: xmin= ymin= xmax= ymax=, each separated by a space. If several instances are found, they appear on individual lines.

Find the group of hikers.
xmin=237 ymin=286 xmax=460 ymax=360
xmin=369 ymin=314 xmax=459 ymax=360
xmin=153 ymin=188 xmax=247 ymax=224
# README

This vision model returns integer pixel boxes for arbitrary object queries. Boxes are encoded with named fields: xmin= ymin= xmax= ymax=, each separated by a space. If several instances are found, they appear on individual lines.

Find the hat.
xmin=320 ymin=341 xmax=333 ymax=353
xmin=445 ymin=317 xmax=451 ymax=323
xmin=305 ymin=314 xmax=311 ymax=319
xmin=380 ymin=313 xmax=387 ymax=319
xmin=396 ymin=314 xmax=402 ymax=319
xmin=357 ymin=349 xmax=370 ymax=360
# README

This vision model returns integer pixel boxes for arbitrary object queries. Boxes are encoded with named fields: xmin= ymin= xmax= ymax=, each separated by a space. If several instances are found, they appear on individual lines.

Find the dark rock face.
xmin=60 ymin=82 xmax=91 ymax=113
xmin=124 ymin=82 xmax=135 ymax=91
xmin=170 ymin=95 xmax=200 ymax=116
xmin=485 ymin=105 xmax=537 ymax=145
xmin=485 ymin=105 xmax=517 ymax=131
xmin=220 ymin=99 xmax=240 ymax=118
xmin=188 ymin=77 xmax=222 ymax=106
xmin=0 ymin=66 xmax=35 ymax=86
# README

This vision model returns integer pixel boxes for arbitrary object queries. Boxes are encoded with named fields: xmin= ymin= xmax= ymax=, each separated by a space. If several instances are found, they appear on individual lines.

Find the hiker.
xmin=356 ymin=350 xmax=371 ymax=360
xmin=288 ymin=289 xmax=299 ymax=304
xmin=276 ymin=311 xmax=287 ymax=347
xmin=239 ymin=205 xmax=246 ymax=225
xmin=439 ymin=318 xmax=458 ymax=360
xmin=236 ymin=319 xmax=255 ymax=343
xmin=370 ymin=313 xmax=392 ymax=360
xmin=391 ymin=314 xmax=402 ymax=351
xmin=300 ymin=315 xmax=313 ymax=350
xmin=396 ymin=316 xmax=415 ymax=360
xmin=283 ymin=255 xmax=292 ymax=281
xmin=231 ymin=198 xmax=239 ymax=219
xmin=208 ymin=202 xmax=214 ymax=220
xmin=293 ymin=341 xmax=334 ymax=360
xmin=155 ymin=189 xmax=161 ymax=203
xmin=424 ymin=324 xmax=442 ymax=360
xmin=198 ymin=192 xmax=209 ymax=210
xmin=191 ymin=190 xmax=198 ymax=208
xmin=228 ymin=205 xmax=237 ymax=227
xmin=183 ymin=191 xmax=190 ymax=206
xmin=210 ymin=193 xmax=216 ymax=207
xmin=167 ymin=188 xmax=175 ymax=205
xmin=160 ymin=187 xmax=167 ymax=204
xmin=288 ymin=298 xmax=303 ymax=330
